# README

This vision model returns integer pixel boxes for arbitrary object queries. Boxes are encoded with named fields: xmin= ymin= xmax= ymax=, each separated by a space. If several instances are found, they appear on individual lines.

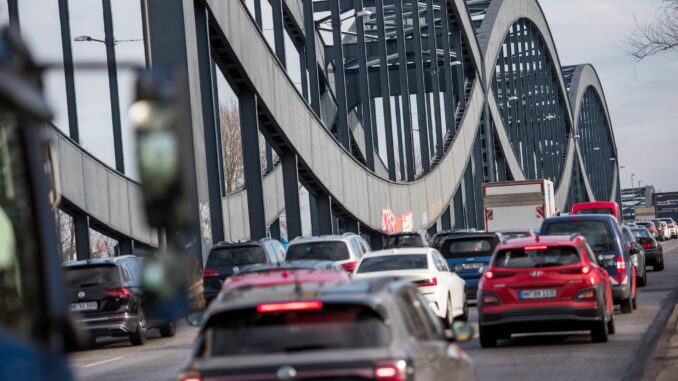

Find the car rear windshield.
xmin=492 ymin=246 xmax=581 ymax=268
xmin=574 ymin=208 xmax=613 ymax=215
xmin=357 ymin=254 xmax=428 ymax=273
xmin=542 ymin=221 xmax=614 ymax=253
xmin=502 ymin=232 xmax=531 ymax=240
xmin=384 ymin=235 xmax=424 ymax=248
xmin=206 ymin=246 xmax=267 ymax=267
xmin=631 ymin=228 xmax=651 ymax=238
xmin=286 ymin=242 xmax=350 ymax=261
xmin=439 ymin=238 xmax=497 ymax=259
xmin=637 ymin=222 xmax=653 ymax=228
xmin=64 ymin=265 xmax=120 ymax=288
xmin=204 ymin=303 xmax=390 ymax=356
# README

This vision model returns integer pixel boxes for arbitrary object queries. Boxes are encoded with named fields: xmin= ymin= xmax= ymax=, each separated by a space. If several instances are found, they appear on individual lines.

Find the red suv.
xmin=477 ymin=235 xmax=615 ymax=347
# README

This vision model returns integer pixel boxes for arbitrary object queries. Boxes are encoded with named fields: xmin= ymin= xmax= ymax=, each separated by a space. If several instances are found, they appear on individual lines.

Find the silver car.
xmin=286 ymin=233 xmax=371 ymax=273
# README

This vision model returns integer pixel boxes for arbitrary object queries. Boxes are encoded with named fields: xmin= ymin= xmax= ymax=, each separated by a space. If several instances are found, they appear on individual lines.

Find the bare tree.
xmin=220 ymin=101 xmax=245 ymax=193
xmin=626 ymin=0 xmax=678 ymax=60
xmin=54 ymin=209 xmax=75 ymax=262
xmin=90 ymin=230 xmax=117 ymax=258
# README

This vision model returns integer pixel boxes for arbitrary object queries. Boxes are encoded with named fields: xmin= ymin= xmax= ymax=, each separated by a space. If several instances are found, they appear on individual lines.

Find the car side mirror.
xmin=445 ymin=321 xmax=474 ymax=343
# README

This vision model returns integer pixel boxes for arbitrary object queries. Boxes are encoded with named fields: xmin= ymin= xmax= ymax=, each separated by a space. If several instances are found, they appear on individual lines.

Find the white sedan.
xmin=353 ymin=248 xmax=467 ymax=326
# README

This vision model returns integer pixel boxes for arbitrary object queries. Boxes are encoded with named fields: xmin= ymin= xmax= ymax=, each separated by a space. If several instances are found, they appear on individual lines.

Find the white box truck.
xmin=483 ymin=180 xmax=556 ymax=231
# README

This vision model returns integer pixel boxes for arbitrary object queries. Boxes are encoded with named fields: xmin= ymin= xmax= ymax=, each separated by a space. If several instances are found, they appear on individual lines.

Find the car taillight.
xmin=177 ymin=373 xmax=201 ymax=381
xmin=104 ymin=287 xmax=132 ymax=299
xmin=202 ymin=268 xmax=219 ymax=277
xmin=374 ymin=360 xmax=407 ymax=381
xmin=481 ymin=292 xmax=502 ymax=305
xmin=256 ymin=300 xmax=323 ymax=313
xmin=414 ymin=277 xmax=438 ymax=287
xmin=615 ymin=256 xmax=626 ymax=274
xmin=576 ymin=288 xmax=597 ymax=302
xmin=484 ymin=270 xmax=514 ymax=279
xmin=340 ymin=261 xmax=357 ymax=272
xmin=643 ymin=241 xmax=657 ymax=249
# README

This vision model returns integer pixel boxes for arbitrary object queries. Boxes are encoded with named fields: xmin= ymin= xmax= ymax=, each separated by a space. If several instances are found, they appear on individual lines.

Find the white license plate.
xmin=520 ymin=289 xmax=557 ymax=299
xmin=457 ymin=263 xmax=483 ymax=270
xmin=70 ymin=301 xmax=98 ymax=312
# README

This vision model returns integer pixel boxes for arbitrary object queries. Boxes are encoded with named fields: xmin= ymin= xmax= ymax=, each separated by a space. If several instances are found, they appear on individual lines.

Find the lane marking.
xmin=81 ymin=356 xmax=124 ymax=368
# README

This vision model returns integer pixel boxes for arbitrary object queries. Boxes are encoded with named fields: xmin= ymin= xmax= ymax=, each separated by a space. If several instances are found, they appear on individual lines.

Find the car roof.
xmin=387 ymin=232 xmax=421 ymax=237
xmin=62 ymin=255 xmax=137 ymax=267
xmin=499 ymin=235 xmax=580 ymax=249
xmin=572 ymin=201 xmax=618 ymax=208
xmin=288 ymin=234 xmax=358 ymax=245
xmin=239 ymin=260 xmax=341 ymax=272
xmin=439 ymin=231 xmax=500 ymax=240
xmin=211 ymin=277 xmax=408 ymax=315
xmin=497 ymin=228 xmax=533 ymax=234
xmin=363 ymin=248 xmax=433 ymax=258
xmin=544 ymin=214 xmax=617 ymax=223
xmin=221 ymin=268 xmax=350 ymax=293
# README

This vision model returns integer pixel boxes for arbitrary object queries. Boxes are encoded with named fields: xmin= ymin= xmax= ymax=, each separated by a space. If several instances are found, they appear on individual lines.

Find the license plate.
xmin=70 ymin=302 xmax=97 ymax=312
xmin=456 ymin=263 xmax=483 ymax=271
xmin=520 ymin=289 xmax=557 ymax=299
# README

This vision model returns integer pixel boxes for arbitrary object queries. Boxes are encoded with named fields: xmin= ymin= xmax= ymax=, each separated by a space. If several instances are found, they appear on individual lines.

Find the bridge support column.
xmin=427 ymin=223 xmax=437 ymax=238
xmin=441 ymin=206 xmax=452 ymax=231
xmin=118 ymin=237 xmax=134 ymax=256
xmin=315 ymin=192 xmax=333 ymax=235
xmin=239 ymin=92 xmax=267 ymax=240
xmin=74 ymin=212 xmax=91 ymax=260
xmin=269 ymin=219 xmax=281 ymax=240
xmin=344 ymin=219 xmax=359 ymax=234
xmin=282 ymin=151 xmax=302 ymax=240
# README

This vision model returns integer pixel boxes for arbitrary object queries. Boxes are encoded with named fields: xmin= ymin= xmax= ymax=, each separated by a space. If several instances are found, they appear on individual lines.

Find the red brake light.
xmin=484 ymin=271 xmax=493 ymax=279
xmin=178 ymin=373 xmax=202 ymax=381
xmin=375 ymin=367 xmax=398 ymax=379
xmin=642 ymin=241 xmax=657 ymax=249
xmin=202 ymin=268 xmax=220 ymax=277
xmin=525 ymin=245 xmax=548 ymax=251
xmin=374 ymin=361 xmax=407 ymax=381
xmin=256 ymin=301 xmax=323 ymax=313
xmin=615 ymin=256 xmax=626 ymax=274
xmin=340 ymin=261 xmax=357 ymax=272
xmin=181 ymin=378 xmax=201 ymax=381
xmin=415 ymin=277 xmax=438 ymax=287
xmin=559 ymin=266 xmax=590 ymax=275
xmin=104 ymin=288 xmax=132 ymax=299
xmin=484 ymin=270 xmax=514 ymax=279
xmin=582 ymin=265 xmax=591 ymax=274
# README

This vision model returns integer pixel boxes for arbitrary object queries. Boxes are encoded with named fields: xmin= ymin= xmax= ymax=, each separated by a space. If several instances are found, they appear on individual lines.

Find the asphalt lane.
xmin=459 ymin=239 xmax=678 ymax=381
xmin=70 ymin=240 xmax=678 ymax=381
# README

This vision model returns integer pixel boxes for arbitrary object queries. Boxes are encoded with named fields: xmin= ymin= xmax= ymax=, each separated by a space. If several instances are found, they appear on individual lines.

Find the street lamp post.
xmin=631 ymin=173 xmax=636 ymax=218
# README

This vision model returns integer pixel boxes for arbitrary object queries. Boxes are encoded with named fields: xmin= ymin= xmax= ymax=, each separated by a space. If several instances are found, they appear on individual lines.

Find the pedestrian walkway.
xmin=643 ymin=290 xmax=678 ymax=380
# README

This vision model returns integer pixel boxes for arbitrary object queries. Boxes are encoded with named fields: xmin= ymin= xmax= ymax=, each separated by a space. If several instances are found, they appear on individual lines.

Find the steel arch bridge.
xmin=50 ymin=0 xmax=620 ymax=260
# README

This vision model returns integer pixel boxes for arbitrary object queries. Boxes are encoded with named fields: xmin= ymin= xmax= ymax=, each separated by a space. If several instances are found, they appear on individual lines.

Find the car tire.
xmin=607 ymin=313 xmax=616 ymax=335
xmin=620 ymin=297 xmax=633 ymax=313
xmin=129 ymin=309 xmax=148 ymax=346
xmin=591 ymin=319 xmax=609 ymax=343
xmin=458 ymin=293 xmax=469 ymax=322
xmin=637 ymin=270 xmax=647 ymax=287
xmin=159 ymin=321 xmax=176 ymax=338
xmin=479 ymin=326 xmax=497 ymax=348
xmin=632 ymin=291 xmax=638 ymax=310
xmin=658 ymin=257 xmax=665 ymax=271
xmin=444 ymin=295 xmax=454 ymax=328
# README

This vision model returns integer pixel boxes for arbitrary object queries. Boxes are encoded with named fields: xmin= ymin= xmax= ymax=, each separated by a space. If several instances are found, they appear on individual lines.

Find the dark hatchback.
xmin=384 ymin=231 xmax=429 ymax=249
xmin=202 ymin=240 xmax=285 ymax=305
xmin=430 ymin=229 xmax=478 ymax=251
xmin=631 ymin=227 xmax=665 ymax=271
xmin=63 ymin=256 xmax=175 ymax=346
xmin=540 ymin=215 xmax=637 ymax=313
xmin=179 ymin=279 xmax=475 ymax=381
xmin=437 ymin=233 xmax=503 ymax=299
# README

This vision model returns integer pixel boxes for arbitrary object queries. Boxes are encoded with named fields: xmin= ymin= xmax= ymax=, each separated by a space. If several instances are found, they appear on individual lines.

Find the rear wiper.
xmin=534 ymin=263 xmax=563 ymax=268
xmin=282 ymin=344 xmax=329 ymax=352
xmin=79 ymin=282 xmax=99 ymax=287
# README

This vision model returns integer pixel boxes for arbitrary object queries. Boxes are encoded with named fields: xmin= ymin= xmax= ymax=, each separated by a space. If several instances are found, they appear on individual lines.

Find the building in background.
xmin=621 ymin=185 xmax=655 ymax=221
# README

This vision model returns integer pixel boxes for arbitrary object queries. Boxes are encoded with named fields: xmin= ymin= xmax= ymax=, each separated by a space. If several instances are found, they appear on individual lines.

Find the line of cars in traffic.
xmin=61 ymin=199 xmax=668 ymax=380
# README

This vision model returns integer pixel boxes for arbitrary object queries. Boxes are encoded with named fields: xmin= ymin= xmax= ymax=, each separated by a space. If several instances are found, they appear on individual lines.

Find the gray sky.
xmin=539 ymin=0 xmax=678 ymax=193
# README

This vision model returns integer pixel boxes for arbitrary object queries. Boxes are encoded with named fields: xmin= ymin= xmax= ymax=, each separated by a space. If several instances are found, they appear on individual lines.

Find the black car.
xmin=179 ymin=279 xmax=475 ymax=381
xmin=621 ymin=224 xmax=647 ymax=287
xmin=384 ymin=231 xmax=430 ymax=249
xmin=631 ymin=227 xmax=665 ymax=271
xmin=430 ymin=228 xmax=478 ymax=251
xmin=63 ymin=256 xmax=175 ymax=346
xmin=540 ymin=215 xmax=637 ymax=313
xmin=203 ymin=239 xmax=285 ymax=305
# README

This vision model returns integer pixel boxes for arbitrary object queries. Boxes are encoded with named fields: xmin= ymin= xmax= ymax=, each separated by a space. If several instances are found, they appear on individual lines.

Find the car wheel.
xmin=444 ymin=295 xmax=454 ymax=328
xmin=607 ymin=313 xmax=616 ymax=335
xmin=458 ymin=293 xmax=469 ymax=322
xmin=591 ymin=319 xmax=609 ymax=343
xmin=479 ymin=326 xmax=498 ymax=348
xmin=632 ymin=291 xmax=638 ymax=310
xmin=637 ymin=270 xmax=647 ymax=287
xmin=159 ymin=320 xmax=176 ymax=338
xmin=130 ymin=309 xmax=148 ymax=346
xmin=620 ymin=296 xmax=633 ymax=313
xmin=658 ymin=257 xmax=665 ymax=271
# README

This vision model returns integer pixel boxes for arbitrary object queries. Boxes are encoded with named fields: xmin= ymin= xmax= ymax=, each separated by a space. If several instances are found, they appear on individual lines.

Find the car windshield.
xmin=631 ymin=228 xmax=651 ymax=238
xmin=493 ymin=246 xmax=581 ymax=268
xmin=542 ymin=221 xmax=614 ymax=253
xmin=574 ymin=208 xmax=613 ymax=215
xmin=637 ymin=222 xmax=653 ymax=228
xmin=357 ymin=254 xmax=428 ymax=273
xmin=64 ymin=265 xmax=120 ymax=288
xmin=204 ymin=303 xmax=390 ymax=356
xmin=206 ymin=246 xmax=267 ymax=267
xmin=439 ymin=238 xmax=497 ymax=259
xmin=286 ymin=242 xmax=350 ymax=261
xmin=384 ymin=234 xmax=424 ymax=248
